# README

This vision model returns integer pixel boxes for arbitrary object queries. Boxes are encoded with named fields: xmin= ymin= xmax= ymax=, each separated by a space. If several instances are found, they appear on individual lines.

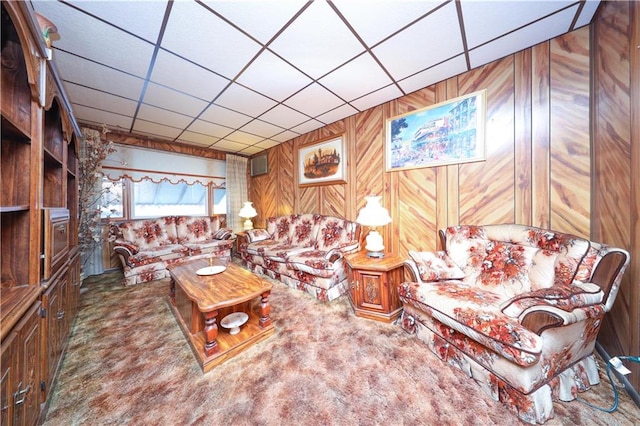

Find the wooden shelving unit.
xmin=1 ymin=2 xmax=81 ymax=424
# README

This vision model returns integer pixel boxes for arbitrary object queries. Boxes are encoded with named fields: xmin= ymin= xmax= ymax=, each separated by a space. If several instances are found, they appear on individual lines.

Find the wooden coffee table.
xmin=167 ymin=258 xmax=274 ymax=372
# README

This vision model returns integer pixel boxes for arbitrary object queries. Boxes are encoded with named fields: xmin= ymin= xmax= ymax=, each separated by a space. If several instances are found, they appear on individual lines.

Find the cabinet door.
xmin=42 ymin=280 xmax=60 ymax=398
xmin=1 ymin=333 xmax=16 ymax=425
xmin=13 ymin=302 xmax=41 ymax=426
xmin=356 ymin=270 xmax=387 ymax=312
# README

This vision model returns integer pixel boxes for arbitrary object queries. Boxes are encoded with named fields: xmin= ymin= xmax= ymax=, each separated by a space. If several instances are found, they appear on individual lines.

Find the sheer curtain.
xmin=226 ymin=155 xmax=249 ymax=233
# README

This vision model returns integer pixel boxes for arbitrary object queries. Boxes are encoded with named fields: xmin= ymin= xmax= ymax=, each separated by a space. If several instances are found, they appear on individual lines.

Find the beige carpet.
xmin=43 ymin=268 xmax=640 ymax=425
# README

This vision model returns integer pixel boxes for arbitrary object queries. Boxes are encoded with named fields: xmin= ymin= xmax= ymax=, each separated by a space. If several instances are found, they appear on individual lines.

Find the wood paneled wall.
xmin=591 ymin=0 xmax=639 ymax=393
xmin=251 ymin=3 xmax=639 ymax=393
xmin=251 ymin=28 xmax=592 ymax=249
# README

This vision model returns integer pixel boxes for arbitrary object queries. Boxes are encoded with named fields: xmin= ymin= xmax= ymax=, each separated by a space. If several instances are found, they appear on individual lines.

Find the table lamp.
xmin=239 ymin=201 xmax=258 ymax=230
xmin=356 ymin=195 xmax=392 ymax=258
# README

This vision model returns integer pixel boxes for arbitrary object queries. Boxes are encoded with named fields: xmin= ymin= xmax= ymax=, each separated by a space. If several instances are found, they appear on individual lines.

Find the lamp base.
xmin=366 ymin=251 xmax=385 ymax=258
xmin=242 ymin=219 xmax=254 ymax=230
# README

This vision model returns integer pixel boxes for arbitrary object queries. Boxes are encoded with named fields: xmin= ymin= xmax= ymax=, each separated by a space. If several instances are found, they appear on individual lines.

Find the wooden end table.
xmin=345 ymin=252 xmax=405 ymax=323
xmin=168 ymin=258 xmax=274 ymax=372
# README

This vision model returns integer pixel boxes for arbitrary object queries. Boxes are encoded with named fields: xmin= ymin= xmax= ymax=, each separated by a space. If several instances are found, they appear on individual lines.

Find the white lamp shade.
xmin=238 ymin=201 xmax=257 ymax=219
xmin=356 ymin=196 xmax=391 ymax=227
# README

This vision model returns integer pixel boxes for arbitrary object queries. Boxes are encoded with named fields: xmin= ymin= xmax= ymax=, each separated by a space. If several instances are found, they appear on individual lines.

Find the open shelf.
xmin=1 ymin=210 xmax=31 ymax=288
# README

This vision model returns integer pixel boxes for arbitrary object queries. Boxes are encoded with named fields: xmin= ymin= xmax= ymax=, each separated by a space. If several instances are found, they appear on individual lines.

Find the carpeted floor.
xmin=43 ymin=266 xmax=640 ymax=425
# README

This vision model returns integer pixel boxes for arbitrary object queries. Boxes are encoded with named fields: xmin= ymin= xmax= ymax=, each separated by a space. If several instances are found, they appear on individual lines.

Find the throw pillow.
xmin=246 ymin=229 xmax=270 ymax=243
xmin=409 ymin=250 xmax=465 ymax=282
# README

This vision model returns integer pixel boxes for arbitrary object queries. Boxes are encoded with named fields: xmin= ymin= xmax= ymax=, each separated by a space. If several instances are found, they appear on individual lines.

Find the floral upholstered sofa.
xmin=109 ymin=216 xmax=233 ymax=286
xmin=238 ymin=214 xmax=361 ymax=301
xmin=399 ymin=224 xmax=630 ymax=424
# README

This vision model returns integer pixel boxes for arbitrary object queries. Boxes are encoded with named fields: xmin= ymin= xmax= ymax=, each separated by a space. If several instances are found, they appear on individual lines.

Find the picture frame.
xmin=298 ymin=134 xmax=346 ymax=187
xmin=386 ymin=89 xmax=487 ymax=171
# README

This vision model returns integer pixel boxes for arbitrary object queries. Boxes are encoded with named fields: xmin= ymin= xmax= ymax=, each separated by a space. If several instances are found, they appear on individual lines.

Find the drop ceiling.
xmin=29 ymin=0 xmax=601 ymax=156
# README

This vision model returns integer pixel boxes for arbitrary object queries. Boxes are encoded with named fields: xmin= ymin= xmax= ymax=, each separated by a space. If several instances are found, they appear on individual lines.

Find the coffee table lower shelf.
xmin=169 ymin=301 xmax=275 ymax=372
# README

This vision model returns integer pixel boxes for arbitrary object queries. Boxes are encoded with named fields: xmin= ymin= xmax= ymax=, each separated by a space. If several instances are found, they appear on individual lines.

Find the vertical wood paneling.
xmin=592 ymin=0 xmax=639 ymax=390
xmin=458 ymin=58 xmax=515 ymax=225
xmin=549 ymin=30 xmax=591 ymax=238
xmin=531 ymin=41 xmax=551 ymax=228
xmin=514 ymin=50 xmax=532 ymax=226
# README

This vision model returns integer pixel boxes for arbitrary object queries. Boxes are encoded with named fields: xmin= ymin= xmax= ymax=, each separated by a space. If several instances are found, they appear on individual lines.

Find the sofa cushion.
xmin=409 ymin=250 xmax=465 ymax=281
xmin=266 ymin=215 xmax=295 ymax=242
xmin=175 ymin=216 xmax=214 ymax=243
xmin=128 ymin=244 xmax=188 ymax=267
xmin=399 ymin=280 xmax=542 ymax=367
xmin=315 ymin=217 xmax=357 ymax=251
xmin=290 ymin=214 xmax=320 ymax=248
xmin=119 ymin=218 xmax=176 ymax=250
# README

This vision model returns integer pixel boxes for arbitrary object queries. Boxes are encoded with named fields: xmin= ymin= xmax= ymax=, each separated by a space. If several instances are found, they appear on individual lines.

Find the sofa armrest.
xmin=113 ymin=239 xmax=139 ymax=266
xmin=404 ymin=259 xmax=423 ymax=283
xmin=407 ymin=250 xmax=465 ymax=282
xmin=501 ymin=282 xmax=604 ymax=318
xmin=519 ymin=303 xmax=606 ymax=335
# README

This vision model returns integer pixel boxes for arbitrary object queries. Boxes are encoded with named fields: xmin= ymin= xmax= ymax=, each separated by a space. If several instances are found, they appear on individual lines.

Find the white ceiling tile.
xmin=254 ymin=139 xmax=282 ymax=150
xmin=373 ymin=2 xmax=463 ymax=80
xmin=34 ymin=1 xmax=154 ymax=77
xmin=55 ymin=51 xmax=144 ymax=99
xmin=461 ymin=0 xmax=574 ymax=49
xmin=284 ymin=83 xmax=344 ymax=118
xmin=187 ymin=120 xmax=234 ymax=139
xmin=151 ymin=50 xmax=230 ymax=102
xmin=291 ymin=119 xmax=324 ymax=135
xmin=398 ymin=55 xmax=468 ymax=94
xmin=351 ymin=84 xmax=403 ymax=112
xmin=211 ymin=139 xmax=252 ymax=152
xmin=64 ymin=82 xmax=137 ymax=116
xmin=136 ymin=104 xmax=195 ymax=129
xmin=269 ymin=0 xmax=365 ymax=79
xmin=226 ymin=131 xmax=265 ymax=145
xmin=199 ymin=104 xmax=253 ymax=128
xmin=315 ymin=104 xmax=358 ymax=126
xmin=237 ymin=50 xmax=312 ymax=101
xmin=271 ymin=130 xmax=299 ymax=143
xmin=333 ymin=0 xmax=443 ymax=46
xmin=142 ymin=82 xmax=209 ymax=117
xmin=161 ymin=1 xmax=262 ymax=79
xmin=319 ymin=53 xmax=392 ymax=102
xmin=575 ymin=0 xmax=601 ymax=28
xmin=236 ymin=145 xmax=265 ymax=155
xmin=239 ymin=120 xmax=284 ymax=139
xmin=132 ymin=119 xmax=182 ymax=140
xmin=214 ymin=84 xmax=277 ymax=117
xmin=259 ymin=104 xmax=310 ymax=129
xmin=65 ymin=0 xmax=168 ymax=42
xmin=177 ymin=131 xmax=219 ymax=147
xmin=202 ymin=0 xmax=307 ymax=44
xmin=469 ymin=5 xmax=578 ymax=69
xmin=71 ymin=104 xmax=133 ymax=131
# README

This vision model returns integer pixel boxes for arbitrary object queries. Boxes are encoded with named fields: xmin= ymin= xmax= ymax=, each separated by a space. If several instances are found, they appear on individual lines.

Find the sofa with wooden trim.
xmin=238 ymin=214 xmax=361 ymax=301
xmin=109 ymin=215 xmax=233 ymax=286
xmin=398 ymin=224 xmax=630 ymax=424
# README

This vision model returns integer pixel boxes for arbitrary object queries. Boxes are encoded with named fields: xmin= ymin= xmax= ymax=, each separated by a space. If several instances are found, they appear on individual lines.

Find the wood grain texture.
xmin=531 ymin=41 xmax=551 ymax=229
xmin=514 ymin=50 xmax=533 ymax=226
xmin=550 ymin=29 xmax=591 ymax=238
xmin=591 ymin=0 xmax=639 ymax=391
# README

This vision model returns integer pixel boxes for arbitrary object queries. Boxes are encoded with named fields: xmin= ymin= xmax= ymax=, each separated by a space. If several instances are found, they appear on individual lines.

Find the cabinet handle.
xmin=13 ymin=382 xmax=31 ymax=406
xmin=56 ymin=225 xmax=66 ymax=234
xmin=57 ymin=310 xmax=65 ymax=320
xmin=355 ymin=280 xmax=359 ymax=290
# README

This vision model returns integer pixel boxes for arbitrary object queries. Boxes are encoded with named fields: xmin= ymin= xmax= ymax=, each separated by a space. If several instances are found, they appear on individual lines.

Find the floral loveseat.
xmin=109 ymin=216 xmax=233 ymax=286
xmin=238 ymin=214 xmax=361 ymax=301
xmin=399 ymin=224 xmax=630 ymax=424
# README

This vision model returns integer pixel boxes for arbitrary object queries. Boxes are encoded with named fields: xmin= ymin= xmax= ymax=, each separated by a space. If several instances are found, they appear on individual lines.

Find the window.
xmin=132 ymin=180 xmax=207 ymax=218
xmin=100 ymin=178 xmax=124 ymax=219
xmin=212 ymin=188 xmax=226 ymax=215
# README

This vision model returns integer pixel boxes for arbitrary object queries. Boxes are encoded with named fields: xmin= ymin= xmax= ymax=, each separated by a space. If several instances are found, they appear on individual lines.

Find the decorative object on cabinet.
xmin=298 ymin=134 xmax=346 ymax=187
xmin=346 ymin=252 xmax=404 ymax=322
xmin=399 ymin=224 xmax=631 ymax=424
xmin=356 ymin=195 xmax=392 ymax=258
xmin=386 ymin=89 xmax=486 ymax=171
xmin=238 ymin=201 xmax=258 ymax=231
xmin=78 ymin=125 xmax=115 ymax=272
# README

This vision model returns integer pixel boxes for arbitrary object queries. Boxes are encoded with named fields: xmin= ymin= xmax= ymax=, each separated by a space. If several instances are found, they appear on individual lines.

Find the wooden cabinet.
xmin=1 ymin=2 xmax=80 ymax=424
xmin=0 ymin=302 xmax=42 ymax=426
xmin=346 ymin=252 xmax=405 ymax=323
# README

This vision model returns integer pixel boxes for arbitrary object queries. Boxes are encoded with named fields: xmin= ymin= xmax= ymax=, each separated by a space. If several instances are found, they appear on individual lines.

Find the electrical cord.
xmin=578 ymin=355 xmax=640 ymax=413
